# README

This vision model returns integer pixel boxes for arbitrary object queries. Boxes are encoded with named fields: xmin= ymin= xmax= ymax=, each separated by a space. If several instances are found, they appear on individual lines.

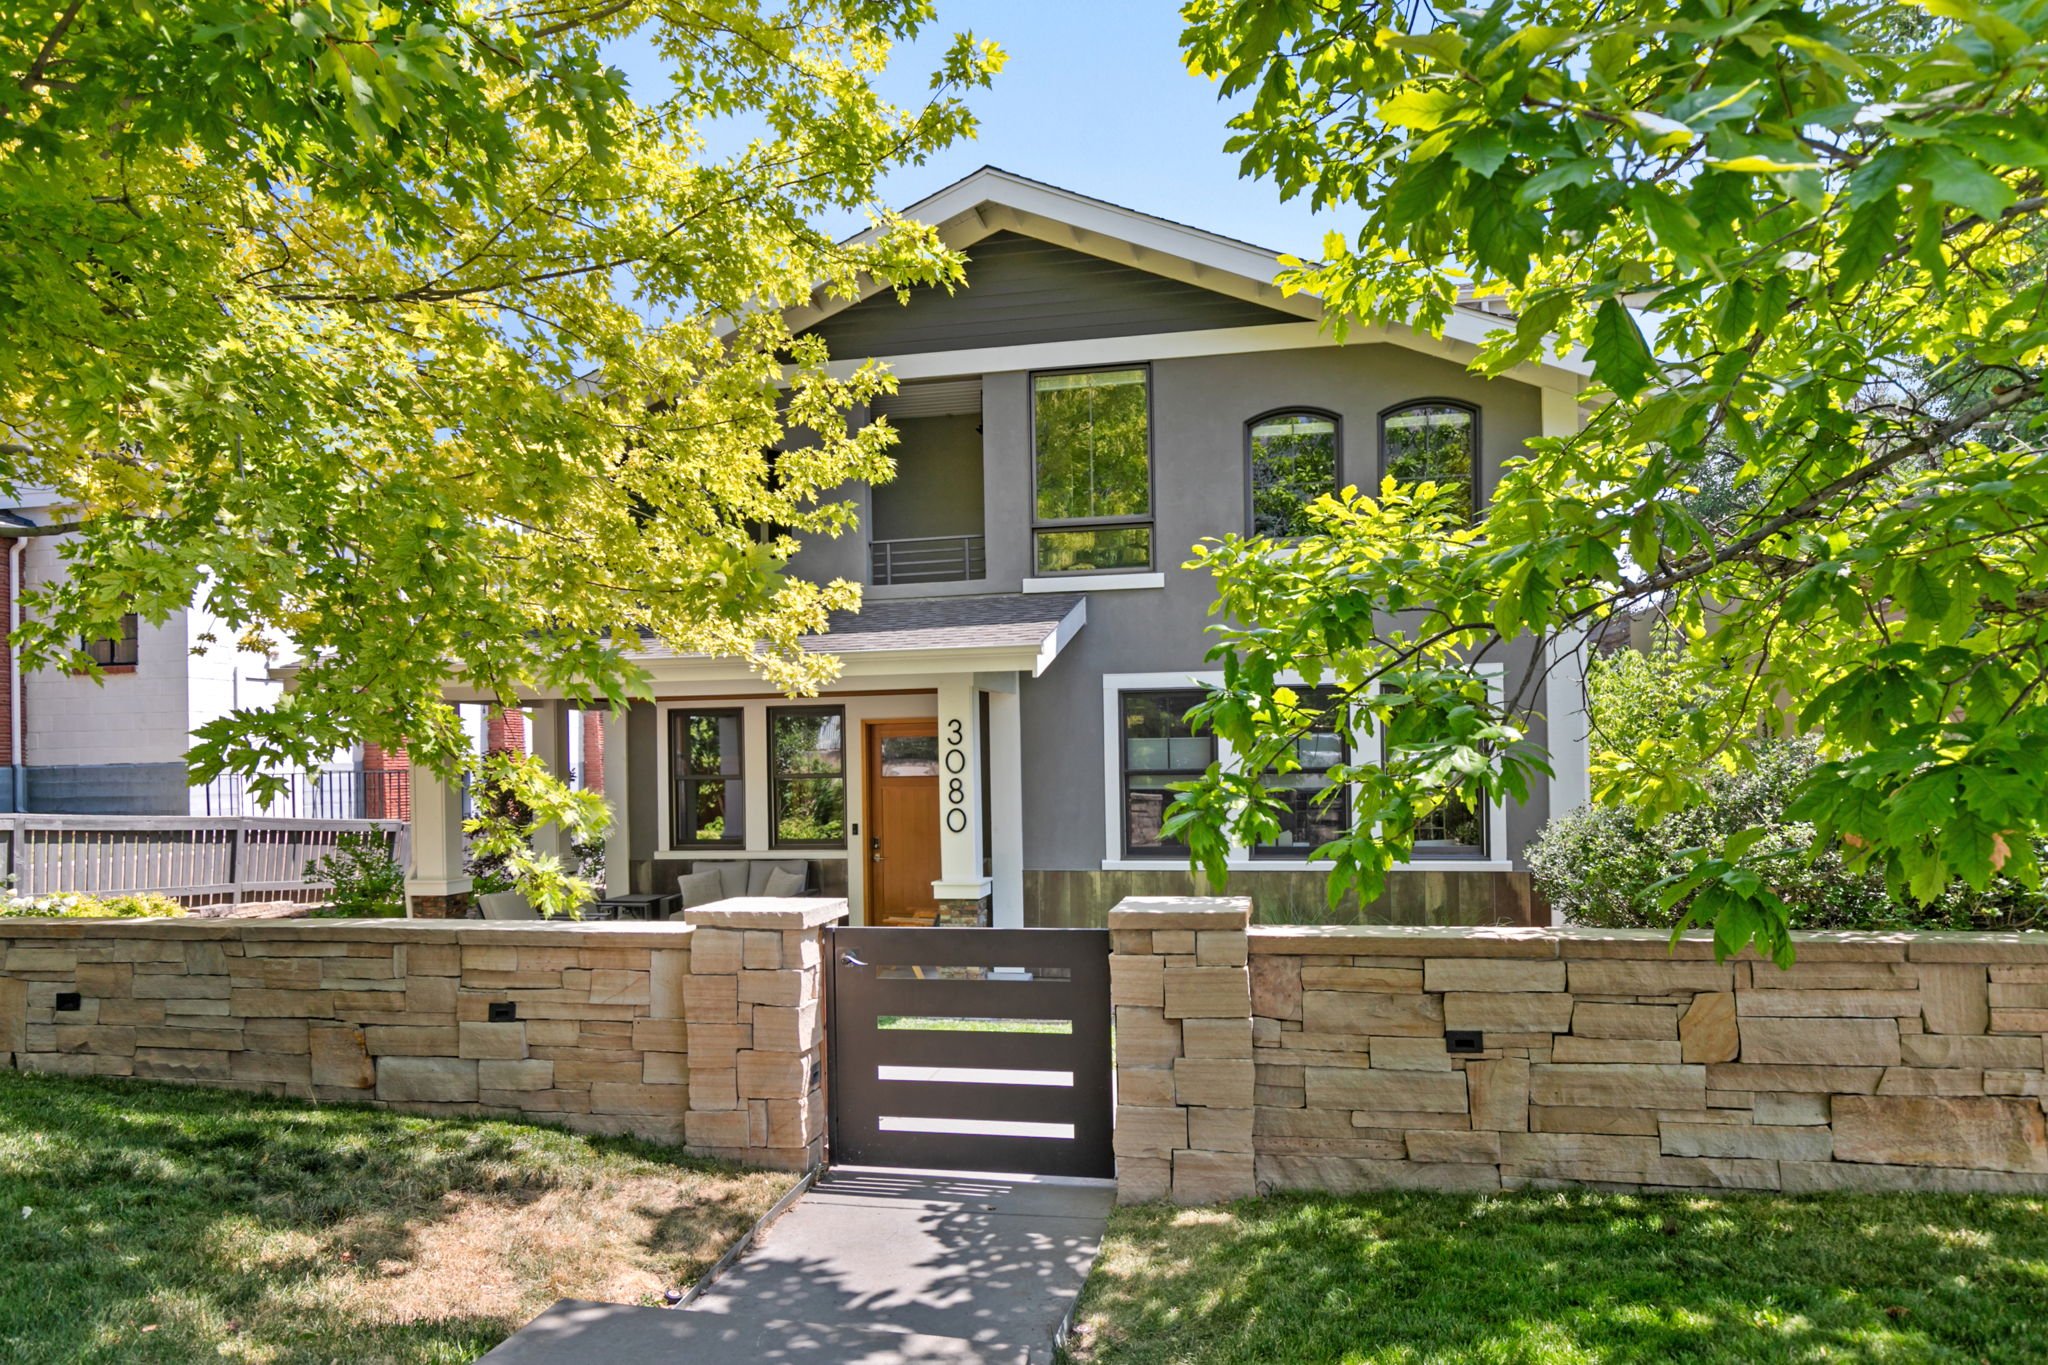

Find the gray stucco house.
xmin=406 ymin=168 xmax=1594 ymax=927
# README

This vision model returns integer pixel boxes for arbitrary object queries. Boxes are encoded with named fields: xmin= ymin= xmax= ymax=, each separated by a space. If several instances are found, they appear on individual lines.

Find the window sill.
xmin=1023 ymin=573 xmax=1164 ymax=594
xmin=1099 ymin=857 xmax=1515 ymax=874
xmin=657 ymin=849 xmax=851 ymax=860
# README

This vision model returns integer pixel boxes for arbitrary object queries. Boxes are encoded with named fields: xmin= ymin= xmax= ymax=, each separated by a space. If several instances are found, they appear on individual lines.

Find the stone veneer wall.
xmin=0 ymin=899 xmax=844 ymax=1171
xmin=1111 ymin=898 xmax=2048 ymax=1202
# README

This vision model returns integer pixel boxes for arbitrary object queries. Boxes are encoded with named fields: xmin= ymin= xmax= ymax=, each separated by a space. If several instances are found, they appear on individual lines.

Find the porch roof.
xmin=631 ymin=591 xmax=1087 ymax=681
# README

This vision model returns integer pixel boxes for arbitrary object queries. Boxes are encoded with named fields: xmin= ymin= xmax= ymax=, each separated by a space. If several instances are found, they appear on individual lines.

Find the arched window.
xmin=1379 ymin=401 xmax=1478 ymax=517
xmin=1247 ymin=410 xmax=1339 ymax=538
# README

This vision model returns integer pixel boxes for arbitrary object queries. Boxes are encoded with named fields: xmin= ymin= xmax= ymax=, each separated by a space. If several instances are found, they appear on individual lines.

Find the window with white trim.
xmin=1253 ymin=688 xmax=1351 ymax=858
xmin=1119 ymin=689 xmax=1211 ymax=857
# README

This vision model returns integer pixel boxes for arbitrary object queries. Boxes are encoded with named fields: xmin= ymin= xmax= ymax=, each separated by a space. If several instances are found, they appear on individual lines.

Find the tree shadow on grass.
xmin=0 ymin=1071 xmax=785 ymax=1365
xmin=1071 ymin=1189 xmax=2048 ymax=1364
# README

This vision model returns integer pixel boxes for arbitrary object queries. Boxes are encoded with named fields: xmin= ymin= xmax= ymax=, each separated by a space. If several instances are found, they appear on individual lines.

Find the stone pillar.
xmin=1108 ymin=895 xmax=1255 ymax=1204
xmin=405 ymin=765 xmax=474 ymax=918
xmin=931 ymin=676 xmax=991 ymax=924
xmin=680 ymin=898 xmax=847 ymax=1171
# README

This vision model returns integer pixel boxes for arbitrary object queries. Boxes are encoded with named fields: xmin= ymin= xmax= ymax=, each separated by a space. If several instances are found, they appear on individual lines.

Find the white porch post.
xmin=529 ymin=699 xmax=571 ymax=864
xmin=601 ymin=705 xmax=631 ymax=896
xmin=981 ymin=673 xmax=1025 ymax=929
xmin=1541 ymin=384 xmax=1588 ymax=927
xmin=404 ymin=764 xmax=471 ymax=916
xmin=931 ymin=674 xmax=992 ymax=921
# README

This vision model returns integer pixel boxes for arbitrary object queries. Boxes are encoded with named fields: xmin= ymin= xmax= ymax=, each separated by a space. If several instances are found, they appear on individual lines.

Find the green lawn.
xmin=1066 ymin=1189 xmax=2048 ymax=1364
xmin=0 ymin=1070 xmax=793 ymax=1365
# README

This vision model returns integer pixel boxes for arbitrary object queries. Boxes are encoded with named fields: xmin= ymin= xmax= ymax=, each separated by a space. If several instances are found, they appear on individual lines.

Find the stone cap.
xmin=683 ymin=897 xmax=849 ymax=930
xmin=1247 ymin=922 xmax=2048 ymax=965
xmin=1251 ymin=924 xmax=1558 ymax=957
xmin=1106 ymin=895 xmax=1251 ymax=931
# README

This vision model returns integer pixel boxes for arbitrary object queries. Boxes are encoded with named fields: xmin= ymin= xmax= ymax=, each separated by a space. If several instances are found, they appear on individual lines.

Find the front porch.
xmin=404 ymin=594 xmax=1087 ymax=925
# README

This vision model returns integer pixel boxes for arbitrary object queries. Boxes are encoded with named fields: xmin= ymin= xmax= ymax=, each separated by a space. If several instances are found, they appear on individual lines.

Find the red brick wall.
xmin=362 ymin=742 xmax=410 ymax=820
xmin=579 ymin=709 xmax=605 ymax=793
xmin=486 ymin=709 xmax=527 ymax=755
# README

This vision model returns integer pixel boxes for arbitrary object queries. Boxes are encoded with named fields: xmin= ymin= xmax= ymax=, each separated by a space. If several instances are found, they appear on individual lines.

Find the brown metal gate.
xmin=826 ymin=927 xmax=1113 ymax=1178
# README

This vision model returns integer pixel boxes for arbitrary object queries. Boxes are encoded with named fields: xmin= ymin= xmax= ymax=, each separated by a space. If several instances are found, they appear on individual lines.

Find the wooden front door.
xmin=864 ymin=719 xmax=941 ymax=925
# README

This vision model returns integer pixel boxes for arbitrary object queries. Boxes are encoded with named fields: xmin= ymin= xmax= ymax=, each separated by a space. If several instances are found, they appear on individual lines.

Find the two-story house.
xmin=404 ymin=168 xmax=1594 ymax=927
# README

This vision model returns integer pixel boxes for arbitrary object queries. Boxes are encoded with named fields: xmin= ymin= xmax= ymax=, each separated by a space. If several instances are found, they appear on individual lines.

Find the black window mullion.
xmin=671 ymin=707 xmax=744 ymax=848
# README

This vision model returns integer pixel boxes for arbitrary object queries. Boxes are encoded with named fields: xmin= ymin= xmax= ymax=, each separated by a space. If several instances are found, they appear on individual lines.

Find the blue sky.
xmin=601 ymin=2 xmax=1342 ymax=260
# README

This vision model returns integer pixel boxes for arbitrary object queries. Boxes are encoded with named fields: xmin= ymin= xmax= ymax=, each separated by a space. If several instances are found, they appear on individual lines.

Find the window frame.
xmin=1028 ymin=363 xmax=1156 ymax=575
xmin=767 ymin=704 xmax=848 ymax=850
xmin=1377 ymin=398 xmax=1481 ymax=520
xmin=81 ymin=612 xmax=140 ymax=668
xmin=1116 ymin=687 xmax=1215 ymax=860
xmin=668 ymin=706 xmax=746 ymax=849
xmin=1098 ymin=669 xmax=1512 ymax=873
xmin=1243 ymin=407 xmax=1343 ymax=538
xmin=1248 ymin=686 xmax=1352 ymax=860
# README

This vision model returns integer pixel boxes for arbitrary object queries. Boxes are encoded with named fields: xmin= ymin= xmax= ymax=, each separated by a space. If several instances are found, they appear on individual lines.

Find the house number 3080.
xmin=942 ymin=717 xmax=968 ymax=832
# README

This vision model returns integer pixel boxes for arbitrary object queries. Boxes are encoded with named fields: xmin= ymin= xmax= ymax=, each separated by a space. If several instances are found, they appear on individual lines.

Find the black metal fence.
xmin=197 ymin=768 xmax=411 ymax=821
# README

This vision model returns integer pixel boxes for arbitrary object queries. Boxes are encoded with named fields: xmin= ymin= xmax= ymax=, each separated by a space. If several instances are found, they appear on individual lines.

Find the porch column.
xmin=601 ymin=705 xmax=631 ymax=897
xmin=404 ymin=765 xmax=473 ymax=918
xmin=528 ymin=699 xmax=571 ymax=865
xmin=931 ymin=675 xmax=992 ymax=924
xmin=1540 ymin=385 xmax=1589 ymax=930
xmin=981 ymin=672 xmax=1025 ymax=929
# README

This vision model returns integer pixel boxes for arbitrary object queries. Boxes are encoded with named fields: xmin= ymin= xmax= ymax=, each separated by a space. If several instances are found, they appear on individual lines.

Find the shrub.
xmin=0 ymin=887 xmax=187 ymax=918
xmin=304 ymin=832 xmax=406 ymax=918
xmin=1531 ymin=738 xmax=2048 ymax=932
xmin=1534 ymin=642 xmax=2048 ymax=933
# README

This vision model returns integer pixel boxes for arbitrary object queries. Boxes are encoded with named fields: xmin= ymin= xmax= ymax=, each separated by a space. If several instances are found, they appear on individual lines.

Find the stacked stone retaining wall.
xmin=1111 ymin=898 xmax=2048 ymax=1201
xmin=0 ymin=899 xmax=843 ymax=1171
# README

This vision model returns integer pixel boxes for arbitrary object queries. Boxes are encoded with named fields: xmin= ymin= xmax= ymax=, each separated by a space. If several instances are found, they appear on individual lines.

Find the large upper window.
xmin=1033 ymin=368 xmax=1152 ymax=574
xmin=1380 ymin=401 xmax=1477 ymax=517
xmin=670 ymin=708 xmax=744 ymax=847
xmin=81 ymin=613 xmax=139 ymax=667
xmin=1120 ymin=690 xmax=1212 ymax=857
xmin=1248 ymin=412 xmax=1339 ymax=538
xmin=1254 ymin=690 xmax=1351 ymax=858
xmin=770 ymin=707 xmax=846 ymax=847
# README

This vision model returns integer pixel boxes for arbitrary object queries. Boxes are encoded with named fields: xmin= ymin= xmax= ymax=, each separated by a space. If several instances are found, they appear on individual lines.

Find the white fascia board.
xmin=802 ymin=319 xmax=1585 ymax=393
xmin=1033 ymin=597 xmax=1087 ymax=678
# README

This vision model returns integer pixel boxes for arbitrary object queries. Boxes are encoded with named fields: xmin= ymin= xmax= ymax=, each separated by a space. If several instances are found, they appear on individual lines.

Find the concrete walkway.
xmin=480 ymin=1166 xmax=1115 ymax=1364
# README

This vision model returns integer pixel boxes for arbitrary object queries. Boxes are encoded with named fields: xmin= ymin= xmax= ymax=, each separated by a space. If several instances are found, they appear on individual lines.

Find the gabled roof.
xmin=777 ymin=166 xmax=1590 ymax=388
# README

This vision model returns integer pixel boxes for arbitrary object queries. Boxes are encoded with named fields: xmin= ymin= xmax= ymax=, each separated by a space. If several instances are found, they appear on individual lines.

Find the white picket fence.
xmin=0 ymin=815 xmax=410 ymax=906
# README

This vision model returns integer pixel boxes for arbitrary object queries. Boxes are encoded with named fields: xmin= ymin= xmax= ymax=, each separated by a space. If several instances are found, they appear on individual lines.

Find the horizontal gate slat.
xmin=865 ymin=1079 xmax=1083 ymax=1124
xmin=856 ymin=1029 xmax=1089 ymax=1070
xmin=854 ymin=978 xmax=1081 ymax=1021
xmin=839 ymin=927 xmax=1111 ymax=969
xmin=831 ymin=1128 xmax=1097 ymax=1177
